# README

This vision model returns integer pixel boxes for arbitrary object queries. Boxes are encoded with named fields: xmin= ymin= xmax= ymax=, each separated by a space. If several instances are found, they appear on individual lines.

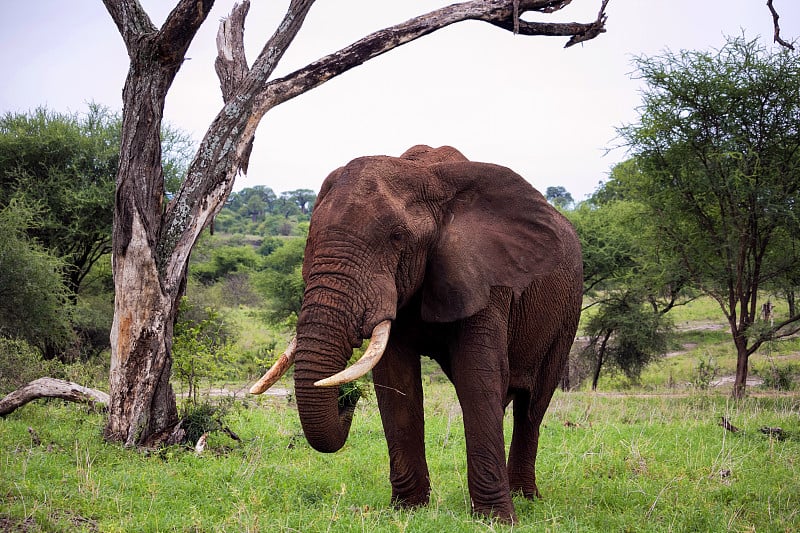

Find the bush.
xmin=755 ymin=362 xmax=797 ymax=391
xmin=0 ymin=199 xmax=75 ymax=354
xmin=0 ymin=339 xmax=64 ymax=394
xmin=172 ymin=299 xmax=239 ymax=403
xmin=692 ymin=356 xmax=719 ymax=390
xmin=180 ymin=400 xmax=236 ymax=446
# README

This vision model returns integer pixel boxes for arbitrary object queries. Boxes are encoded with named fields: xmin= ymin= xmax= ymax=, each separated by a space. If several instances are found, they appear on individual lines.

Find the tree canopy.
xmin=0 ymin=200 xmax=74 ymax=352
xmin=545 ymin=186 xmax=575 ymax=210
xmin=0 ymin=106 xmax=194 ymax=297
xmin=0 ymin=106 xmax=118 ymax=296
xmin=617 ymin=35 xmax=800 ymax=397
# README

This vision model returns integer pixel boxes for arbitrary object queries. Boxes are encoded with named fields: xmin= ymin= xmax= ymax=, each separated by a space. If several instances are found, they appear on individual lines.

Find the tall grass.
xmin=2 ymin=382 xmax=798 ymax=531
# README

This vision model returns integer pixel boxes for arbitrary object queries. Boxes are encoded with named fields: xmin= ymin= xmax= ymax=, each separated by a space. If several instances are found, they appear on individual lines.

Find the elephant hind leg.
xmin=508 ymin=333 xmax=572 ymax=499
xmin=507 ymin=390 xmax=541 ymax=499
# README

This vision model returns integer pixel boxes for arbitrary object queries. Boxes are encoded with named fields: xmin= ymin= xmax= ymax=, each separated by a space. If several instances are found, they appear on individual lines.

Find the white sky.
xmin=1 ymin=1 xmax=798 ymax=202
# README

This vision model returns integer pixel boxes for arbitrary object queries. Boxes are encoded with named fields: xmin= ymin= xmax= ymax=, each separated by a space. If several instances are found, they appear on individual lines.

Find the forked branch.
xmin=254 ymin=0 xmax=609 ymax=116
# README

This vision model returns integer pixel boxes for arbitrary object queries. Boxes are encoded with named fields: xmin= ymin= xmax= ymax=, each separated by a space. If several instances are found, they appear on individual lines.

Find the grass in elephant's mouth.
xmin=1 ymin=384 xmax=798 ymax=531
xmin=337 ymin=381 xmax=363 ymax=410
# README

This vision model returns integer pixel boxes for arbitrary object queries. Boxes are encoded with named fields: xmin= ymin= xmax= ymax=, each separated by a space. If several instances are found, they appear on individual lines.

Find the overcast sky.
xmin=2 ymin=1 xmax=798 ymax=201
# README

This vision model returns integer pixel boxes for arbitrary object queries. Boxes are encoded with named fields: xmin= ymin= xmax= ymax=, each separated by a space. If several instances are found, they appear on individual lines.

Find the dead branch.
xmin=0 ymin=378 xmax=109 ymax=417
xmin=257 ymin=0 xmax=608 ymax=115
xmin=215 ymin=1 xmax=250 ymax=107
xmin=767 ymin=0 xmax=795 ymax=50
xmin=719 ymin=416 xmax=740 ymax=433
xmin=215 ymin=0 xmax=254 ymax=173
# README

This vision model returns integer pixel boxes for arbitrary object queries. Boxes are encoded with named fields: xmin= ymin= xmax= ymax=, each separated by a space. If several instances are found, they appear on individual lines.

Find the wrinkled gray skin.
xmin=293 ymin=145 xmax=583 ymax=523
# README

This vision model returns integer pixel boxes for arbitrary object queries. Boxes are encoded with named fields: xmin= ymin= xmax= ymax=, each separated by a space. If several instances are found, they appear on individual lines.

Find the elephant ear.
xmin=420 ymin=161 xmax=564 ymax=323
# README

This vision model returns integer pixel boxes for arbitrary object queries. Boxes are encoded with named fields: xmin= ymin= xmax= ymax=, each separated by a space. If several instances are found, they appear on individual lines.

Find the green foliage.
xmin=0 ymin=339 xmax=61 ymax=394
xmin=692 ymin=356 xmax=721 ymax=390
xmin=0 ymin=338 xmax=107 ymax=395
xmin=545 ymin=185 xmax=574 ymax=210
xmin=575 ymin=178 xmax=692 ymax=311
xmin=180 ymin=399 xmax=236 ymax=446
xmin=254 ymin=237 xmax=306 ymax=323
xmin=160 ymin=125 xmax=197 ymax=197
xmin=582 ymin=292 xmax=672 ymax=389
xmin=0 ymin=105 xmax=193 ymax=361
xmin=337 ymin=381 xmax=364 ymax=411
xmin=172 ymin=299 xmax=238 ymax=403
xmin=0 ymin=199 xmax=75 ymax=353
xmin=0 ymin=105 xmax=119 ymax=296
xmin=753 ymin=360 xmax=797 ymax=391
xmin=0 ymin=105 xmax=193 ymax=294
xmin=215 ymin=186 xmax=315 ymax=235
xmin=191 ymin=244 xmax=262 ymax=284
xmin=617 ymin=35 xmax=800 ymax=366
xmin=569 ymin=199 xmax=640 ymax=296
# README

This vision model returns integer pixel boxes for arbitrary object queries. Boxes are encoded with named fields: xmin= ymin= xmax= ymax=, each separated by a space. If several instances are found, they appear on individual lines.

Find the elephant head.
xmin=251 ymin=145 xmax=567 ymax=454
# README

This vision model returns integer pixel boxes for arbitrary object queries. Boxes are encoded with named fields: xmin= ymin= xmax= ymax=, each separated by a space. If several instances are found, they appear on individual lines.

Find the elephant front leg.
xmin=451 ymin=310 xmax=516 ymax=522
xmin=372 ymin=343 xmax=430 ymax=508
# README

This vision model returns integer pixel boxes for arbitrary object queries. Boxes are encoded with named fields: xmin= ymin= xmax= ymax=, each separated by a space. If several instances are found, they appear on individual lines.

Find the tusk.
xmin=314 ymin=320 xmax=391 ymax=387
xmin=249 ymin=337 xmax=297 ymax=394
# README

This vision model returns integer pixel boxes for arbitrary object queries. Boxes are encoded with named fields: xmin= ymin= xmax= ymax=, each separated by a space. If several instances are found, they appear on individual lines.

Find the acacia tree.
xmin=569 ymin=176 xmax=687 ymax=390
xmin=0 ymin=106 xmax=118 ymax=298
xmin=100 ymin=0 xmax=610 ymax=446
xmin=619 ymin=36 xmax=800 ymax=399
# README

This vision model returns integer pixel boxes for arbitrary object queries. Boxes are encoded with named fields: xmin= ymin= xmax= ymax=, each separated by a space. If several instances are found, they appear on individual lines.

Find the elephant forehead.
xmin=321 ymin=161 xmax=434 ymax=210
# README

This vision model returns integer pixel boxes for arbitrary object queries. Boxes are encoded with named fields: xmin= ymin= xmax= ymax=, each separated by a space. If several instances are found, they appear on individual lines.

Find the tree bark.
xmin=0 ymin=378 xmax=109 ymax=417
xmin=590 ymin=330 xmax=611 ymax=391
xmin=102 ymin=0 xmax=217 ymax=446
xmin=732 ymin=333 xmax=750 ymax=400
xmin=101 ymin=0 xmax=608 ymax=447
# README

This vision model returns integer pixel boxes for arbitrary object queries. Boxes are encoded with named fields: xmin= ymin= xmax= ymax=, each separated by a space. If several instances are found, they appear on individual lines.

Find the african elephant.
xmin=250 ymin=145 xmax=583 ymax=523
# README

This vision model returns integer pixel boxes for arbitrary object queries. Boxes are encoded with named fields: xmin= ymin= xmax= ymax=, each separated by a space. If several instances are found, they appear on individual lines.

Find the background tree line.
xmin=2 ymin=34 xmax=799 ymax=400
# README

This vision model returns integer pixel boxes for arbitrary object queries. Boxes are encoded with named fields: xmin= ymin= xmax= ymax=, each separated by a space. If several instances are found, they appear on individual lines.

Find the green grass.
xmin=2 ymin=295 xmax=798 ymax=531
xmin=2 ymin=384 xmax=799 ymax=531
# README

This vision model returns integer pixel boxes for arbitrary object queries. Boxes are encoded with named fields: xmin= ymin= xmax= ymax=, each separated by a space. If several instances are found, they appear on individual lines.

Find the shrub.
xmin=692 ymin=355 xmax=719 ymax=390
xmin=755 ymin=362 xmax=797 ymax=391
xmin=0 ymin=338 xmax=65 ymax=394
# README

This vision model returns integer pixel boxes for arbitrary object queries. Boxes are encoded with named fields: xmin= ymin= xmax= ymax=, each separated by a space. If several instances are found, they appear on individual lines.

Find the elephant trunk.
xmin=291 ymin=246 xmax=397 ymax=453
xmin=292 ymin=295 xmax=363 ymax=453
xmin=294 ymin=361 xmax=356 ymax=453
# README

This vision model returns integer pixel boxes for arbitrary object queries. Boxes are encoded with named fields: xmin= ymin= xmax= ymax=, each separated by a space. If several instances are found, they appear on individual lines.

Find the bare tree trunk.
xmin=100 ymin=0 xmax=608 ymax=447
xmin=102 ymin=0 xmax=217 ymax=446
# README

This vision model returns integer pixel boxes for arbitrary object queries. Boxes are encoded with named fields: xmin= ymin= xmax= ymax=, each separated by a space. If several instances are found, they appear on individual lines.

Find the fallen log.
xmin=0 ymin=377 xmax=109 ymax=417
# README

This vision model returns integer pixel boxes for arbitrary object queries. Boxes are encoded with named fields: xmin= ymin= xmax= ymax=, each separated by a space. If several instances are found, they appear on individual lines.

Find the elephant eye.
xmin=389 ymin=228 xmax=406 ymax=244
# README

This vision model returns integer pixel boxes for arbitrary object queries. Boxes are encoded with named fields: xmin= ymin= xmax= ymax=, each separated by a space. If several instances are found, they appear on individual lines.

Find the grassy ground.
xmin=2 ymin=384 xmax=798 ymax=532
xmin=2 ymin=296 xmax=799 ymax=531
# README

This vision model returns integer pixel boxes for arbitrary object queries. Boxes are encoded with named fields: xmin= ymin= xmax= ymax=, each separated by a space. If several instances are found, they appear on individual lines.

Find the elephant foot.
xmin=472 ymin=502 xmax=517 ymax=525
xmin=509 ymin=471 xmax=541 ymax=500
xmin=510 ymin=483 xmax=541 ymax=500
xmin=391 ymin=489 xmax=430 ymax=509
